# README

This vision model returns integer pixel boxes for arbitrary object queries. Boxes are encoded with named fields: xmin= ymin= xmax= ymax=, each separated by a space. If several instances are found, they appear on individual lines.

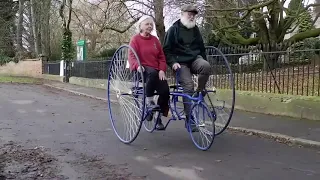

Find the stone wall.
xmin=0 ymin=59 xmax=42 ymax=77
xmin=211 ymin=89 xmax=320 ymax=121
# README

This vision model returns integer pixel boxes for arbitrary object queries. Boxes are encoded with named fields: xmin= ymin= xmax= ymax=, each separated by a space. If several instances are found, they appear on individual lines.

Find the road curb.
xmin=226 ymin=126 xmax=320 ymax=149
xmin=43 ymin=83 xmax=320 ymax=149
xmin=44 ymin=84 xmax=108 ymax=101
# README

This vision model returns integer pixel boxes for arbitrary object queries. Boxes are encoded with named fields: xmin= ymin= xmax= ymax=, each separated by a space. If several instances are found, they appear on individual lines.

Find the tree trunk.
xmin=89 ymin=36 xmax=97 ymax=54
xmin=16 ymin=0 xmax=25 ymax=57
xmin=26 ymin=1 xmax=35 ymax=54
xmin=263 ymin=55 xmax=279 ymax=70
xmin=41 ymin=0 xmax=51 ymax=61
xmin=153 ymin=0 xmax=165 ymax=44
xmin=261 ymin=43 xmax=281 ymax=70
xmin=30 ymin=0 xmax=41 ymax=56
xmin=60 ymin=0 xmax=73 ymax=82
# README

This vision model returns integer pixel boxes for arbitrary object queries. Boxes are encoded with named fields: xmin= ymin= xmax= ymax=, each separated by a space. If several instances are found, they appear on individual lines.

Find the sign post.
xmin=77 ymin=40 xmax=86 ymax=61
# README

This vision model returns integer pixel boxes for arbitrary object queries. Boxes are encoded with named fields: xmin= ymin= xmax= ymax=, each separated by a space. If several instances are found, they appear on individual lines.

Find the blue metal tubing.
xmin=120 ymin=68 xmax=211 ymax=130
xmin=170 ymin=92 xmax=202 ymax=102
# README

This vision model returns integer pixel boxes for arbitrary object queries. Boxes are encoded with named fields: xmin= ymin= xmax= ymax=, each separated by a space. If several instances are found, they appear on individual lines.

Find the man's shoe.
xmin=189 ymin=122 xmax=198 ymax=132
xmin=186 ymin=115 xmax=199 ymax=132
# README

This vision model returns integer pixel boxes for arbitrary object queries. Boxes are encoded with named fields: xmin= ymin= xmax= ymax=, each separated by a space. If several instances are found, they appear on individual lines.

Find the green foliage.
xmin=298 ymin=9 xmax=314 ymax=33
xmin=61 ymin=29 xmax=75 ymax=61
xmin=0 ymin=53 xmax=13 ymax=66
xmin=205 ymin=0 xmax=320 ymax=51
xmin=315 ymin=40 xmax=320 ymax=55
xmin=238 ymin=16 xmax=255 ymax=39
xmin=0 ymin=76 xmax=41 ymax=84
xmin=50 ymin=49 xmax=62 ymax=61
xmin=0 ymin=0 xmax=16 ymax=57
xmin=290 ymin=37 xmax=320 ymax=59
xmin=287 ymin=0 xmax=304 ymax=15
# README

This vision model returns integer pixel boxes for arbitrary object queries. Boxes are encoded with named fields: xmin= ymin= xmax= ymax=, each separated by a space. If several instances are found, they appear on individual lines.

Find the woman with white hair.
xmin=128 ymin=15 xmax=169 ymax=130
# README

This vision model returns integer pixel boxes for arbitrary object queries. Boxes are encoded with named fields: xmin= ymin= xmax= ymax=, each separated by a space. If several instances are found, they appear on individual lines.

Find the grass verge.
xmin=0 ymin=75 xmax=42 ymax=84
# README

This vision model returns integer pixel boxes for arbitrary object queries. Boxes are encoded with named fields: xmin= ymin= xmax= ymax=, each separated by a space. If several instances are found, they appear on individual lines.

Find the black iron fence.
xmin=42 ymin=58 xmax=112 ymax=78
xmin=43 ymin=43 xmax=320 ymax=96
xmin=43 ymin=61 xmax=60 ymax=75
xmin=71 ymin=60 xmax=112 ymax=79
xmin=167 ymin=46 xmax=320 ymax=96
xmin=209 ymin=49 xmax=320 ymax=96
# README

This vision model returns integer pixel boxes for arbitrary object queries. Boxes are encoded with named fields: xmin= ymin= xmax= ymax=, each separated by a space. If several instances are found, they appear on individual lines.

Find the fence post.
xmin=60 ymin=60 xmax=64 ymax=77
xmin=63 ymin=60 xmax=71 ymax=83
xmin=40 ymin=54 xmax=47 ymax=75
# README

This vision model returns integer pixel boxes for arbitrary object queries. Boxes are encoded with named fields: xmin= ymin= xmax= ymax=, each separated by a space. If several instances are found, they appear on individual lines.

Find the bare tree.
xmin=122 ymin=0 xmax=201 ymax=43
xmin=70 ymin=0 xmax=139 ymax=56
xmin=59 ymin=0 xmax=74 ymax=60
xmin=25 ymin=1 xmax=35 ymax=54
xmin=16 ymin=0 xmax=25 ymax=57
xmin=40 ymin=0 xmax=51 ymax=60
xmin=30 ymin=0 xmax=42 ymax=55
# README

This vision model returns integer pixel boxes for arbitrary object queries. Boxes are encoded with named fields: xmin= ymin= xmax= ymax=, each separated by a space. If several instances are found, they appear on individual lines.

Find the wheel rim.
xmin=143 ymin=111 xmax=158 ymax=132
xmin=143 ymin=95 xmax=158 ymax=132
xmin=107 ymin=45 xmax=145 ymax=143
xmin=204 ymin=46 xmax=236 ymax=135
xmin=188 ymin=102 xmax=215 ymax=151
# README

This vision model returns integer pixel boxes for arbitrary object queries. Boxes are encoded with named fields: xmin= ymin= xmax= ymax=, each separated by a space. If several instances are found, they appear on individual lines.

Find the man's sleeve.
xmin=162 ymin=27 xmax=176 ymax=68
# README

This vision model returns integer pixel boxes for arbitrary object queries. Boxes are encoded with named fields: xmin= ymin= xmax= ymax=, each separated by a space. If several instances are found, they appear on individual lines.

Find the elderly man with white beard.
xmin=163 ymin=4 xmax=211 ymax=132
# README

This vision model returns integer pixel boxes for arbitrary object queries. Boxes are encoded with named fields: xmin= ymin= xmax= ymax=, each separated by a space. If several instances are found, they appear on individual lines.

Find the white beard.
xmin=180 ymin=16 xmax=196 ymax=29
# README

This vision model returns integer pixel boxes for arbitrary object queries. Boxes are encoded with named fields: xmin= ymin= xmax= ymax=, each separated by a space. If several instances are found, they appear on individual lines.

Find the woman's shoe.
xmin=156 ymin=119 xmax=165 ymax=130
xmin=145 ymin=101 xmax=159 ymax=121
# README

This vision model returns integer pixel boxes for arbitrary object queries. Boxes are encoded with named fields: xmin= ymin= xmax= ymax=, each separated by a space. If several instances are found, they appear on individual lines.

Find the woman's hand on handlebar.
xmin=137 ymin=66 xmax=144 ymax=72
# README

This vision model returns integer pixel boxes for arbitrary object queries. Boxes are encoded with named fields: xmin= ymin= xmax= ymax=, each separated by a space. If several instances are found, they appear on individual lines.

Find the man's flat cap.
xmin=181 ymin=4 xmax=198 ymax=14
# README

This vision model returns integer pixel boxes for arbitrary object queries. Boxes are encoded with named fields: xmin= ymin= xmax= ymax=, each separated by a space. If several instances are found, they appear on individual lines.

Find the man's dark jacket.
xmin=162 ymin=19 xmax=207 ymax=68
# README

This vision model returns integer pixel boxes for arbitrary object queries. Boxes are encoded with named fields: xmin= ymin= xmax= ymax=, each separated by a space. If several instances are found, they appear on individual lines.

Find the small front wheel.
xmin=188 ymin=102 xmax=216 ymax=151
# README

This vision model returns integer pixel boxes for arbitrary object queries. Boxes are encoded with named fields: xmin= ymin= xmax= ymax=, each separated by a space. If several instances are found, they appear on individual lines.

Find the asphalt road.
xmin=0 ymin=84 xmax=319 ymax=180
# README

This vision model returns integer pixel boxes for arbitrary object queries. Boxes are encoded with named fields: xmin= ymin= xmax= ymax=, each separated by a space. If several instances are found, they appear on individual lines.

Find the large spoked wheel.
xmin=188 ymin=102 xmax=215 ymax=151
xmin=203 ymin=46 xmax=235 ymax=135
xmin=107 ymin=45 xmax=145 ymax=144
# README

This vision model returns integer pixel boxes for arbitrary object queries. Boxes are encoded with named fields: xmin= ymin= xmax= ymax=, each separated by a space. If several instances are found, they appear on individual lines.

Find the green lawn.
xmin=0 ymin=75 xmax=42 ymax=84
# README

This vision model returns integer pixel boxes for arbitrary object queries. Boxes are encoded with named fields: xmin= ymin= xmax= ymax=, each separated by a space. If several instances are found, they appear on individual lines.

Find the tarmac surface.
xmin=0 ymin=83 xmax=319 ymax=180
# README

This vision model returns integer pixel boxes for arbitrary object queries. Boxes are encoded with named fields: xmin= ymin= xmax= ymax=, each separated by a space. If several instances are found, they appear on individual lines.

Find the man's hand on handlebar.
xmin=172 ymin=63 xmax=181 ymax=70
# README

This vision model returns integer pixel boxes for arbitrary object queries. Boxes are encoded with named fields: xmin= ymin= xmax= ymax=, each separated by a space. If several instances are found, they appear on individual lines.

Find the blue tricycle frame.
xmin=107 ymin=45 xmax=235 ymax=151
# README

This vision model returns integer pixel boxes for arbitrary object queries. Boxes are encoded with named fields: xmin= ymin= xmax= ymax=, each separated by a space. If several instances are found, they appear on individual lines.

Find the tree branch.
xmin=285 ymin=28 xmax=320 ymax=44
xmin=59 ymin=0 xmax=66 ymax=27
xmin=99 ymin=18 xmax=140 ymax=33
xmin=67 ymin=0 xmax=72 ymax=30
xmin=206 ymin=0 xmax=276 ymax=12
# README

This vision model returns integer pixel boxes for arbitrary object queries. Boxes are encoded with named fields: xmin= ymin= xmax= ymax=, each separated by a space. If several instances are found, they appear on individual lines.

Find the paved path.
xmin=45 ymin=81 xmax=320 ymax=142
xmin=0 ymin=83 xmax=319 ymax=179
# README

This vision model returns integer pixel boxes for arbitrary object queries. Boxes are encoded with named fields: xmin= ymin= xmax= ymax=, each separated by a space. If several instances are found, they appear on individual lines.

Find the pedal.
xmin=212 ymin=87 xmax=217 ymax=93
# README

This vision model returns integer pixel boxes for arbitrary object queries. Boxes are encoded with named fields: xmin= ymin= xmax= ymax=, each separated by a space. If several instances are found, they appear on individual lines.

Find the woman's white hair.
xmin=135 ymin=15 xmax=154 ymax=34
